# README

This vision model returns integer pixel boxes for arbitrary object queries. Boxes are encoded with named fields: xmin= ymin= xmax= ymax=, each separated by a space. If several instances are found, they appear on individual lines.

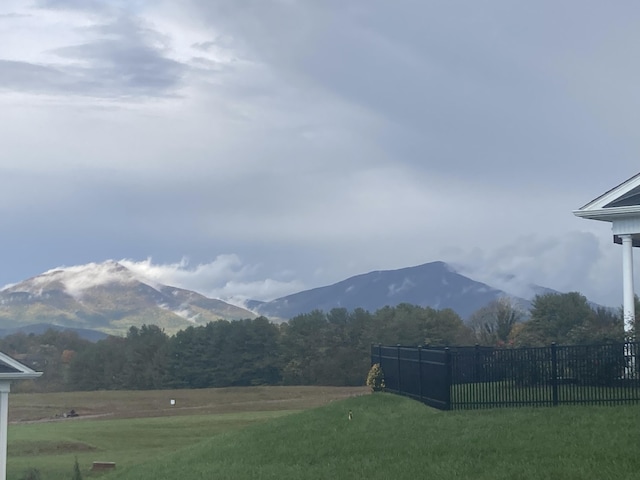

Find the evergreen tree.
xmin=72 ymin=457 xmax=83 ymax=480
xmin=514 ymin=292 xmax=623 ymax=346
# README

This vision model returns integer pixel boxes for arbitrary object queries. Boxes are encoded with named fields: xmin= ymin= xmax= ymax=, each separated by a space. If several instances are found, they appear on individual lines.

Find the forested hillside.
xmin=2 ymin=292 xmax=626 ymax=393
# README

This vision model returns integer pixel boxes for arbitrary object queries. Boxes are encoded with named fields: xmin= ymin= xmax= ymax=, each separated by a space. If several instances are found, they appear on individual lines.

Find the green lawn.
xmin=8 ymin=411 xmax=294 ymax=479
xmin=7 ymin=390 xmax=640 ymax=480
xmin=6 ymin=386 xmax=367 ymax=480
xmin=110 ymin=393 xmax=640 ymax=480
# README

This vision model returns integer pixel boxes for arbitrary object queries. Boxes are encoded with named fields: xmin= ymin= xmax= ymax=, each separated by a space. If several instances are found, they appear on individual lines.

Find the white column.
xmin=622 ymin=234 xmax=636 ymax=336
xmin=0 ymin=382 xmax=10 ymax=480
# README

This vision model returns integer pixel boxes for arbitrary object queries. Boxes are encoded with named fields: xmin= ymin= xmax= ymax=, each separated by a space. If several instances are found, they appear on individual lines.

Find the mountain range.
xmin=0 ymin=260 xmax=568 ymax=338
xmin=247 ymin=261 xmax=529 ymax=320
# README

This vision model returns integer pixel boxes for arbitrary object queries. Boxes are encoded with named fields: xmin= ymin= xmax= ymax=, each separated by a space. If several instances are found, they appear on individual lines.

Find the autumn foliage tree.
xmin=469 ymin=297 xmax=524 ymax=346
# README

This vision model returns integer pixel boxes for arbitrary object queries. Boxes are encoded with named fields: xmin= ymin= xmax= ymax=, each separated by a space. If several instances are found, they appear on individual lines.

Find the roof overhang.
xmin=573 ymin=205 xmax=640 ymax=222
xmin=574 ymin=172 xmax=640 ymax=223
xmin=0 ymin=352 xmax=42 ymax=381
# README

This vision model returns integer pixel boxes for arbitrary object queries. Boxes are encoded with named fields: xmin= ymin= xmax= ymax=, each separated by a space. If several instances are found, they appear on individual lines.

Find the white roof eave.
xmin=0 ymin=352 xmax=43 ymax=379
xmin=573 ymin=205 xmax=640 ymax=222
xmin=0 ymin=372 xmax=42 ymax=380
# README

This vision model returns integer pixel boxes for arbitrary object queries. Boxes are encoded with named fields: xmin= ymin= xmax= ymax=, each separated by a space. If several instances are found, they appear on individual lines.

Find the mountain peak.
xmin=0 ymin=261 xmax=256 ymax=335
xmin=4 ymin=260 xmax=148 ymax=300
xmin=253 ymin=260 xmax=510 ymax=320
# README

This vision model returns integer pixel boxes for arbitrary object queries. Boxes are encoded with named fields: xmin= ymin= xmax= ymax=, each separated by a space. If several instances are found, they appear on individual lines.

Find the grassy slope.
xmin=8 ymin=412 xmax=292 ymax=480
xmin=7 ymin=387 xmax=367 ymax=480
xmin=110 ymin=393 xmax=640 ymax=480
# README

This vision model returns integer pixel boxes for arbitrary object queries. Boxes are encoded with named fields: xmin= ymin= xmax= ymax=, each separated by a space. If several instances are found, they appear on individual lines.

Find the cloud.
xmin=0 ymin=0 xmax=639 ymax=314
xmin=0 ymin=59 xmax=73 ymax=94
xmin=185 ymin=0 xmax=639 ymax=187
xmin=119 ymin=256 xmax=305 ymax=305
xmin=0 ymin=5 xmax=186 ymax=98
xmin=7 ymin=261 xmax=140 ymax=299
xmin=34 ymin=0 xmax=115 ymax=12
xmin=51 ymin=16 xmax=186 ymax=96
xmin=450 ymin=231 xmax=624 ymax=308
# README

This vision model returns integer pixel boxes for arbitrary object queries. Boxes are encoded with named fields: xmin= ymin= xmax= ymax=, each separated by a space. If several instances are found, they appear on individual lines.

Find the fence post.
xmin=444 ymin=347 xmax=452 ymax=410
xmin=396 ymin=344 xmax=401 ymax=392
xmin=418 ymin=346 xmax=423 ymax=402
xmin=475 ymin=343 xmax=481 ymax=382
xmin=551 ymin=342 xmax=558 ymax=406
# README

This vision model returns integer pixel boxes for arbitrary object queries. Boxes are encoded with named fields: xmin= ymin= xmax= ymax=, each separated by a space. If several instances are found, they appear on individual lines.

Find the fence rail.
xmin=371 ymin=342 xmax=640 ymax=410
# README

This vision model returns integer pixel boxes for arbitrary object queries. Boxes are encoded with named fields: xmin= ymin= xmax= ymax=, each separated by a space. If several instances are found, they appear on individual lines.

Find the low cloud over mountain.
xmin=0 ymin=261 xmax=255 ymax=335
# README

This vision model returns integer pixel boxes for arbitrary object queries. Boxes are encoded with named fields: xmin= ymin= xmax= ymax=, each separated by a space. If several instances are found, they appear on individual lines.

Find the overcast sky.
xmin=1 ymin=0 xmax=639 ymax=308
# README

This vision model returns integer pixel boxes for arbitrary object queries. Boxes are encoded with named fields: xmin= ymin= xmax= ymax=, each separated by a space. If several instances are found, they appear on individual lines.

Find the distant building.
xmin=0 ymin=352 xmax=42 ymax=480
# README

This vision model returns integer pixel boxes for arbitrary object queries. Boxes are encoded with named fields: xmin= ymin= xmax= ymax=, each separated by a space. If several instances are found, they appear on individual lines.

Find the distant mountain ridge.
xmin=0 ymin=323 xmax=108 ymax=342
xmin=250 ymin=261 xmax=528 ymax=320
xmin=0 ymin=261 xmax=255 ymax=336
xmin=0 ymin=260 xmax=600 ymax=336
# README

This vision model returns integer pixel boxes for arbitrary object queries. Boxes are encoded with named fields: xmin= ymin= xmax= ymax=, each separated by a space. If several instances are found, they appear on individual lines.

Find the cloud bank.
xmin=0 ymin=1 xmax=638 ymax=309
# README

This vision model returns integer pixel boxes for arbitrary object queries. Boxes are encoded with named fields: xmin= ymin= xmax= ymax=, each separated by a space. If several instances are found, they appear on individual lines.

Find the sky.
xmin=1 ymin=0 xmax=640 ymax=308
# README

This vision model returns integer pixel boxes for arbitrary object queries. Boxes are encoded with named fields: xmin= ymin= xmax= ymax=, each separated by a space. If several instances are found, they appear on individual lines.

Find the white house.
xmin=0 ymin=352 xmax=42 ymax=480
xmin=573 ymin=171 xmax=640 ymax=335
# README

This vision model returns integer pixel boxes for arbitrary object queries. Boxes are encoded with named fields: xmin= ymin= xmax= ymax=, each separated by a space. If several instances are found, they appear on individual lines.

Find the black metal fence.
xmin=371 ymin=342 xmax=640 ymax=410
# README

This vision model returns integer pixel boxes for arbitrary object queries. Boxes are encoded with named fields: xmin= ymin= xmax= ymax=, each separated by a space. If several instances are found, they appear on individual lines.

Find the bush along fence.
xmin=370 ymin=342 xmax=640 ymax=410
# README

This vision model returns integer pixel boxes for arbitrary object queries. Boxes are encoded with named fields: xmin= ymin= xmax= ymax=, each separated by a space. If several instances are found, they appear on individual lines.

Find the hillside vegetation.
xmin=4 ymin=293 xmax=625 ymax=393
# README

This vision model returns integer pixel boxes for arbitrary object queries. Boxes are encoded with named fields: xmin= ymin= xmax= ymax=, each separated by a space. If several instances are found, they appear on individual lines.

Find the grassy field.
xmin=7 ymin=386 xmax=368 ymax=480
xmin=8 ymin=387 xmax=640 ymax=480
xmin=106 ymin=393 xmax=640 ymax=480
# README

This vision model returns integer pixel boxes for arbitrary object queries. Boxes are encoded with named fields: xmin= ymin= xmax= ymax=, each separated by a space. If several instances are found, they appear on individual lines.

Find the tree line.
xmin=1 ymin=292 xmax=630 ymax=393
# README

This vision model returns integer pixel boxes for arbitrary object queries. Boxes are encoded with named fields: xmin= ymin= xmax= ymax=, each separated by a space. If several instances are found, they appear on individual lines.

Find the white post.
xmin=621 ymin=234 xmax=636 ymax=335
xmin=0 ymin=382 xmax=10 ymax=480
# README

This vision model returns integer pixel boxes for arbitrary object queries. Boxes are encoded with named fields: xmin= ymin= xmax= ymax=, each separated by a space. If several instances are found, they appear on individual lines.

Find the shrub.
xmin=366 ymin=363 xmax=386 ymax=391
